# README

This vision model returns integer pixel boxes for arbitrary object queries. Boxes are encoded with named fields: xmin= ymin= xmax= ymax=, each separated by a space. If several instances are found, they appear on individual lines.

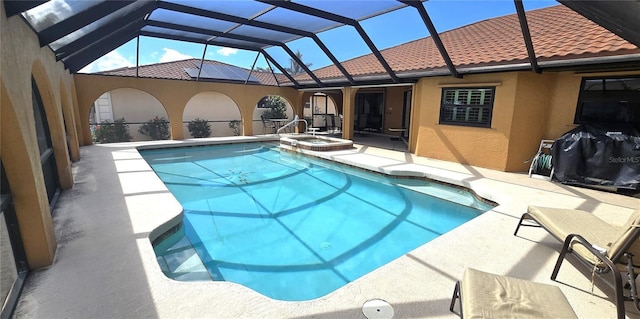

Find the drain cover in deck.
xmin=362 ymin=299 xmax=394 ymax=319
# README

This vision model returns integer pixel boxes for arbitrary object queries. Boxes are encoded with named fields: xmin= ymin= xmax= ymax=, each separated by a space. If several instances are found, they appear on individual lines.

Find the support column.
xmin=242 ymin=106 xmax=253 ymax=136
xmin=341 ymin=86 xmax=357 ymax=140
xmin=168 ymin=109 xmax=184 ymax=140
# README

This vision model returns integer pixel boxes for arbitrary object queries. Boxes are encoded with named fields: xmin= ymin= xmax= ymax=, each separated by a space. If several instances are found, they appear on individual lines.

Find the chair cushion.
xmin=527 ymin=206 xmax=621 ymax=264
xmin=461 ymin=268 xmax=577 ymax=319
xmin=609 ymin=209 xmax=640 ymax=263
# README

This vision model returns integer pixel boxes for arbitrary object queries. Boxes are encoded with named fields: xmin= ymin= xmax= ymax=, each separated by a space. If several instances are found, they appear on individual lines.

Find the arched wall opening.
xmin=73 ymin=74 xmax=301 ymax=140
xmin=0 ymin=80 xmax=56 ymax=269
xmin=183 ymin=92 xmax=242 ymax=138
xmin=88 ymin=88 xmax=168 ymax=142
xmin=252 ymin=95 xmax=295 ymax=135
xmin=31 ymin=61 xmax=73 ymax=194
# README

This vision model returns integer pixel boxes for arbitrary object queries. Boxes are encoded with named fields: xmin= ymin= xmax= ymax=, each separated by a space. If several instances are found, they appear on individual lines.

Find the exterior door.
xmin=354 ymin=91 xmax=384 ymax=133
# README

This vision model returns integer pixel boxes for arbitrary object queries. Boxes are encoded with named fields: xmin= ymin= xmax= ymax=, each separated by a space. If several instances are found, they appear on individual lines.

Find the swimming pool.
xmin=141 ymin=143 xmax=492 ymax=301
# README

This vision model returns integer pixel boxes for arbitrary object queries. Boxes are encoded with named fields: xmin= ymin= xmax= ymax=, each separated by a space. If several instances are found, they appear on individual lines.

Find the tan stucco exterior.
xmin=410 ymin=71 xmax=640 ymax=171
xmin=1 ymin=4 xmax=79 ymax=268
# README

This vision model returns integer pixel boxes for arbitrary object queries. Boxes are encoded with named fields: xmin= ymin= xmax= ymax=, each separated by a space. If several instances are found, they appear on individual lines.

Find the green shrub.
xmin=260 ymin=95 xmax=288 ymax=120
xmin=139 ymin=116 xmax=170 ymax=140
xmin=228 ymin=120 xmax=242 ymax=136
xmin=187 ymin=118 xmax=211 ymax=138
xmin=92 ymin=118 xmax=132 ymax=143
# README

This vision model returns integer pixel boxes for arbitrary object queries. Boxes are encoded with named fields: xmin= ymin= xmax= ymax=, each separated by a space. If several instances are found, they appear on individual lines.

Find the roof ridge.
xmin=98 ymin=58 xmax=250 ymax=74
xmin=96 ymin=58 xmax=198 ymax=74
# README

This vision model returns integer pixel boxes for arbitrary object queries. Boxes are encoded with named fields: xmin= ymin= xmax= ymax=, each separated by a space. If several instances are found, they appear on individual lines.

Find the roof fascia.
xmin=37 ymin=1 xmax=139 ymax=47
xmin=514 ymin=0 xmax=541 ymax=73
xmin=400 ymin=1 xmax=461 ymax=78
xmin=258 ymin=0 xmax=400 ymax=83
xmin=4 ymin=1 xmax=47 ymax=17
xmin=54 ymin=1 xmax=156 ymax=61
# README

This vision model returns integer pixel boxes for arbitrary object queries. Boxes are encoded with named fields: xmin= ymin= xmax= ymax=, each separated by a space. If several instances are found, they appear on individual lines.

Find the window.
xmin=31 ymin=77 xmax=60 ymax=206
xmin=574 ymin=76 xmax=640 ymax=126
xmin=1 ymin=161 xmax=29 ymax=319
xmin=439 ymin=87 xmax=495 ymax=127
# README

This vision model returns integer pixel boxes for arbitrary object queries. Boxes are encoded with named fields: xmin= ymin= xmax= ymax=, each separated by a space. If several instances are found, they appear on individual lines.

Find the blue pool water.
xmin=141 ymin=143 xmax=492 ymax=301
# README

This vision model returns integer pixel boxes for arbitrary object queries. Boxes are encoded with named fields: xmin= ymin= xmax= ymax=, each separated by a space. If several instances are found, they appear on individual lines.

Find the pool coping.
xmin=280 ymin=134 xmax=354 ymax=152
xmin=15 ymin=136 xmax=640 ymax=319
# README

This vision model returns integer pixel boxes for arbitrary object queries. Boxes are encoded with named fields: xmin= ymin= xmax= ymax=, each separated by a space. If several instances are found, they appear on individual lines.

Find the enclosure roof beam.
xmin=257 ymin=0 xmax=399 ymax=83
xmin=67 ymin=32 xmax=137 ymax=73
xmin=260 ymin=50 xmax=300 ymax=88
xmin=399 ymin=1 xmax=461 ymax=78
xmin=3 ymin=1 xmax=47 ymax=17
xmin=145 ymin=20 xmax=323 ymax=86
xmin=54 ymin=1 xmax=156 ymax=61
xmin=156 ymin=1 xmax=329 ymax=85
xmin=38 ymin=1 xmax=140 ymax=47
xmin=514 ymin=0 xmax=541 ymax=73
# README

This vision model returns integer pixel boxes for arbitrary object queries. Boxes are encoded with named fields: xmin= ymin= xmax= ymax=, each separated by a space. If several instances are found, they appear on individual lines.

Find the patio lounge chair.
xmin=450 ymin=268 xmax=577 ymax=318
xmin=514 ymin=205 xmax=640 ymax=319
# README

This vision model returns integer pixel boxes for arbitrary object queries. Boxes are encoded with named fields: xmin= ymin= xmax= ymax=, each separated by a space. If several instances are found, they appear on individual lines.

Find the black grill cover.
xmin=551 ymin=123 xmax=640 ymax=190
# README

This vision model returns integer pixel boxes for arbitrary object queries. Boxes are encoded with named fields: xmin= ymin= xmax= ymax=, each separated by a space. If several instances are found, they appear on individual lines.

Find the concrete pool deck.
xmin=15 ymin=136 xmax=640 ymax=319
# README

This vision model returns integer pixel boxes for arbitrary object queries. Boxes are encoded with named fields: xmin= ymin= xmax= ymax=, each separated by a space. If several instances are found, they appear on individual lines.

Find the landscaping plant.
xmin=92 ymin=118 xmax=132 ymax=143
xmin=187 ymin=118 xmax=212 ymax=138
xmin=139 ymin=116 xmax=170 ymax=140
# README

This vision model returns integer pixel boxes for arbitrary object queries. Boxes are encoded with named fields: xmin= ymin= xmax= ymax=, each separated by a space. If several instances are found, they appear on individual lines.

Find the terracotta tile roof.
xmin=98 ymin=58 xmax=287 ymax=86
xmin=299 ymin=4 xmax=640 ymax=82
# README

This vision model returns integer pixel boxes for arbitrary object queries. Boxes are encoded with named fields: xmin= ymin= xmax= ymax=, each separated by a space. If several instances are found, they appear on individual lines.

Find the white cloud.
xmin=217 ymin=47 xmax=238 ymax=57
xmin=78 ymin=50 xmax=134 ymax=73
xmin=159 ymin=48 xmax=194 ymax=62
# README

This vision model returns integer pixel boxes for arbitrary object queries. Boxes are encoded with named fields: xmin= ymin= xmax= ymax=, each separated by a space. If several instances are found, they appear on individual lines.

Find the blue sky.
xmin=79 ymin=0 xmax=558 ymax=73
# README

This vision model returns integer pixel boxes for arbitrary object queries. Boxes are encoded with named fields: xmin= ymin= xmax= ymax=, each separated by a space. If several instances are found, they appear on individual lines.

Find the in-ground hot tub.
xmin=280 ymin=135 xmax=354 ymax=151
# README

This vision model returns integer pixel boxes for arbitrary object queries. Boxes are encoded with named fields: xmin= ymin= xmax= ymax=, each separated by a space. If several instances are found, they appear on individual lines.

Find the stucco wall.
xmin=411 ymin=70 xmax=640 ymax=172
xmin=1 ymin=3 xmax=79 ymax=268
xmin=108 ymin=88 xmax=167 ymax=141
xmin=412 ymin=73 xmax=517 ymax=170
xmin=74 ymin=74 xmax=300 ymax=144
xmin=184 ymin=91 xmax=242 ymax=138
xmin=505 ymin=72 xmax=556 ymax=171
